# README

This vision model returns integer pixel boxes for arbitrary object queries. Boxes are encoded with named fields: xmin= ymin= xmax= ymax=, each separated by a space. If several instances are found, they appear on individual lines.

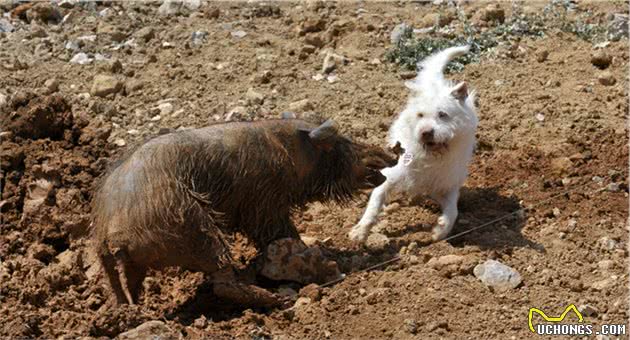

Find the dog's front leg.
xmin=432 ymin=187 xmax=460 ymax=241
xmin=349 ymin=181 xmax=391 ymax=242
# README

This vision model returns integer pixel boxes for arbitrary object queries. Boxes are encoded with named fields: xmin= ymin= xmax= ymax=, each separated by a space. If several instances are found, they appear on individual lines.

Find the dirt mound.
xmin=1 ymin=93 xmax=74 ymax=140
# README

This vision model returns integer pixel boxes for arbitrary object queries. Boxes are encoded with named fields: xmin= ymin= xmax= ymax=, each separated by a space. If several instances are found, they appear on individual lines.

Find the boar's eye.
xmin=438 ymin=111 xmax=449 ymax=120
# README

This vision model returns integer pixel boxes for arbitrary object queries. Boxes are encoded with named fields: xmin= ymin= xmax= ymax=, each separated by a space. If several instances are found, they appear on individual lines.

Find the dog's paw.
xmin=348 ymin=225 xmax=369 ymax=243
xmin=431 ymin=216 xmax=452 ymax=241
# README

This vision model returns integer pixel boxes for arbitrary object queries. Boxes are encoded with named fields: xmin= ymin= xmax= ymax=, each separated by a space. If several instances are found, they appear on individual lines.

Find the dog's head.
xmin=398 ymin=46 xmax=478 ymax=155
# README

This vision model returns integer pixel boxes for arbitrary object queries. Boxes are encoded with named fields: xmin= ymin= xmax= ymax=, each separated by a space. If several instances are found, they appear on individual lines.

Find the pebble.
xmin=390 ymin=23 xmax=410 ymax=44
xmin=288 ymin=99 xmax=313 ymax=112
xmin=403 ymin=319 xmax=418 ymax=334
xmin=231 ymin=30 xmax=247 ymax=38
xmin=365 ymin=232 xmax=390 ymax=250
xmin=598 ymin=236 xmax=617 ymax=251
xmin=607 ymin=13 xmax=628 ymax=41
xmin=191 ymin=30 xmax=208 ymax=45
xmin=598 ymin=72 xmax=616 ymax=86
xmin=70 ymin=52 xmax=93 ymax=65
xmin=90 ymin=75 xmax=122 ymax=97
xmin=322 ymin=53 xmax=336 ymax=74
xmin=606 ymin=182 xmax=621 ymax=192
xmin=65 ymin=40 xmax=80 ymax=51
xmin=113 ymin=138 xmax=126 ymax=147
xmin=473 ymin=259 xmax=522 ymax=291
xmin=578 ymin=304 xmax=599 ymax=317
xmin=150 ymin=115 xmax=162 ymax=122
xmin=535 ymin=113 xmax=545 ymax=122
xmin=44 ymin=78 xmax=59 ymax=94
xmin=591 ymin=50 xmax=612 ymax=69
xmin=158 ymin=102 xmax=174 ymax=115
xmin=0 ymin=18 xmax=14 ymax=33
xmin=536 ymin=50 xmax=549 ymax=63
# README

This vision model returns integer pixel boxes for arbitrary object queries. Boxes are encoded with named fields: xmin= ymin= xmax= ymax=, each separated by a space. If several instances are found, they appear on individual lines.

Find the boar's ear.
xmin=305 ymin=119 xmax=339 ymax=150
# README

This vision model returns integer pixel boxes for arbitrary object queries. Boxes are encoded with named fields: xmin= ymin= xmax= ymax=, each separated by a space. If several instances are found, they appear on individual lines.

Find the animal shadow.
xmin=448 ymin=186 xmax=542 ymax=250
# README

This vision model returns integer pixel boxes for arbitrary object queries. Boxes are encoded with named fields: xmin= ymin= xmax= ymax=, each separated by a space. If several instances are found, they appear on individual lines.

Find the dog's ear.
xmin=451 ymin=82 xmax=468 ymax=101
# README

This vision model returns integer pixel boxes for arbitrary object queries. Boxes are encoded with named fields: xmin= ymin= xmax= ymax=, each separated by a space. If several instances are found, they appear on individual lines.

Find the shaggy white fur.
xmin=349 ymin=45 xmax=478 ymax=242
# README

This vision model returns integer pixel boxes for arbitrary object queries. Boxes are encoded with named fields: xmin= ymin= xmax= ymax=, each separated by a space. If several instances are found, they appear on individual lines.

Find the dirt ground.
xmin=0 ymin=0 xmax=628 ymax=339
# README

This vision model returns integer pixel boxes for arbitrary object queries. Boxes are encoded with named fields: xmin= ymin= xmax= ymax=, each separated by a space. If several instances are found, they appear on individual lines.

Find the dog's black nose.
xmin=421 ymin=129 xmax=434 ymax=142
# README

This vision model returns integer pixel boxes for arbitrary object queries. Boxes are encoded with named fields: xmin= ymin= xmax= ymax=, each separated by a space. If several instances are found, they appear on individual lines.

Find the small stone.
xmin=426 ymin=321 xmax=448 ymax=332
xmin=403 ymin=319 xmax=418 ymax=334
xmin=578 ymin=304 xmax=598 ymax=317
xmin=113 ymin=138 xmax=126 ymax=147
xmin=158 ymin=0 xmax=181 ymax=16
xmin=226 ymin=106 xmax=247 ymax=121
xmin=598 ymin=237 xmax=617 ymax=251
xmin=550 ymin=157 xmax=573 ymax=176
xmin=231 ymin=30 xmax=247 ymax=38
xmin=481 ymin=4 xmax=505 ymax=23
xmin=598 ymin=72 xmax=616 ymax=86
xmin=193 ymin=316 xmax=207 ymax=329
xmin=90 ymin=75 xmax=122 ymax=97
xmin=552 ymin=207 xmax=561 ymax=217
xmin=390 ymin=23 xmax=410 ymax=44
xmin=299 ymin=283 xmax=322 ymax=301
xmin=606 ymin=182 xmax=621 ymax=192
xmin=288 ymin=99 xmax=314 ymax=112
xmin=0 ymin=19 xmax=14 ymax=33
xmin=158 ymin=102 xmax=174 ymax=115
xmin=118 ymin=321 xmax=178 ymax=339
xmin=365 ymin=233 xmax=390 ymax=250
xmin=473 ymin=259 xmax=522 ymax=291
xmin=191 ymin=30 xmax=208 ymax=45
xmin=150 ymin=115 xmax=162 ymax=122
xmin=301 ymin=44 xmax=317 ymax=55
xmin=591 ymin=50 xmax=612 ymax=69
xmin=536 ymin=50 xmax=549 ymax=63
xmin=70 ymin=53 xmax=93 ymax=65
xmin=312 ymin=73 xmax=325 ymax=81
xmin=65 ymin=40 xmax=80 ymax=51
xmin=607 ymin=13 xmax=628 ymax=41
xmin=44 ymin=78 xmax=59 ymax=94
xmin=326 ymin=75 xmax=339 ymax=83
xmin=322 ymin=53 xmax=336 ymax=74
xmin=134 ymin=27 xmax=155 ymax=42
xmin=246 ymin=88 xmax=264 ymax=105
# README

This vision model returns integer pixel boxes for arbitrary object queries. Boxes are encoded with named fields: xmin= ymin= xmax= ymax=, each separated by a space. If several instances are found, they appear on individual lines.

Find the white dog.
xmin=349 ymin=45 xmax=478 ymax=242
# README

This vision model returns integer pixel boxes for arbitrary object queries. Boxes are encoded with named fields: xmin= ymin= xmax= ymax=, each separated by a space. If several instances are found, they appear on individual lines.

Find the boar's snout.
xmin=353 ymin=142 xmax=399 ymax=189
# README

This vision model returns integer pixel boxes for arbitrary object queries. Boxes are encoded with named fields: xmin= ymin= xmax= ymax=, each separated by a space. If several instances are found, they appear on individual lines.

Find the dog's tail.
xmin=406 ymin=45 xmax=470 ymax=92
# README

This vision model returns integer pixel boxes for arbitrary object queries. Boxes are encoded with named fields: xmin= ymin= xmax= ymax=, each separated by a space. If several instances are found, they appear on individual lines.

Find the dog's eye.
xmin=417 ymin=112 xmax=424 ymax=118
xmin=438 ymin=111 xmax=449 ymax=119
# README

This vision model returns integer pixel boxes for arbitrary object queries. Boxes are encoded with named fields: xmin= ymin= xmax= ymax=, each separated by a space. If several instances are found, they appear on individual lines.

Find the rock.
xmin=26 ymin=2 xmax=62 ymax=23
xmin=299 ymin=283 xmax=322 ymax=301
xmin=158 ymin=102 xmax=174 ymax=116
xmin=246 ymin=88 xmax=264 ymax=105
xmin=598 ymin=236 xmax=617 ymax=251
xmin=90 ymin=75 xmax=122 ymax=97
xmin=225 ymin=106 xmax=247 ymax=121
xmin=598 ymin=72 xmax=616 ymax=86
xmin=288 ymin=99 xmax=314 ymax=112
xmin=260 ymin=238 xmax=341 ymax=284
xmin=481 ymin=4 xmax=505 ymax=23
xmin=390 ymin=23 xmax=410 ymax=44
xmin=0 ymin=18 xmax=14 ymax=33
xmin=191 ymin=30 xmax=208 ymax=45
xmin=607 ymin=13 xmax=628 ymax=41
xmin=70 ymin=53 xmax=93 ymax=65
xmin=64 ymin=40 xmax=80 ymax=51
xmin=606 ymin=182 xmax=621 ymax=192
xmin=591 ymin=50 xmax=612 ymax=69
xmin=403 ymin=319 xmax=418 ymax=334
xmin=578 ymin=304 xmax=598 ymax=317
xmin=134 ymin=27 xmax=155 ymax=42
xmin=473 ymin=259 xmax=522 ymax=291
xmin=113 ymin=138 xmax=126 ymax=147
xmin=536 ymin=50 xmax=549 ymax=63
xmin=365 ymin=232 xmax=390 ymax=250
xmin=158 ymin=0 xmax=181 ymax=16
xmin=124 ymin=79 xmax=144 ymax=95
xmin=535 ymin=113 xmax=545 ymax=122
xmin=118 ymin=321 xmax=178 ymax=340
xmin=43 ymin=78 xmax=59 ymax=94
xmin=231 ymin=30 xmax=247 ymax=38
xmin=550 ymin=157 xmax=573 ymax=176
xmin=22 ymin=179 xmax=55 ymax=216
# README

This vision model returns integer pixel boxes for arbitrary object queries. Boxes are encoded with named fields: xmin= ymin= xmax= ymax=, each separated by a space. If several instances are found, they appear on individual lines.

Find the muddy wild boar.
xmin=91 ymin=118 xmax=397 ymax=306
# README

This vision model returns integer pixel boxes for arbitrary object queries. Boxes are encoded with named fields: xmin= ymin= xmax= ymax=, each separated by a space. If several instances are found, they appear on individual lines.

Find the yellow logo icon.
xmin=528 ymin=304 xmax=584 ymax=333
